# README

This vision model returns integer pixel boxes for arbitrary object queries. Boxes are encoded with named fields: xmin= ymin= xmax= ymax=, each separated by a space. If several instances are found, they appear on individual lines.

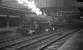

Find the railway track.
xmin=41 ymin=34 xmax=73 ymax=50
xmin=0 ymin=30 xmax=57 ymax=48
xmin=39 ymin=29 xmax=82 ymax=50
xmin=19 ymin=29 xmax=80 ymax=50
xmin=5 ymin=31 xmax=60 ymax=50
xmin=0 ymin=28 xmax=80 ymax=50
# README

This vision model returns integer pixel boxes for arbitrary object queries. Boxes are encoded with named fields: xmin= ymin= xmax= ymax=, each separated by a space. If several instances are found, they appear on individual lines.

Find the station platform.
xmin=58 ymin=29 xmax=83 ymax=50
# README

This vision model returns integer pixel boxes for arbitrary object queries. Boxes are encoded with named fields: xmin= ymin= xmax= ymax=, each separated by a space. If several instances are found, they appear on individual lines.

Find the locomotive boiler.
xmin=20 ymin=14 xmax=54 ymax=35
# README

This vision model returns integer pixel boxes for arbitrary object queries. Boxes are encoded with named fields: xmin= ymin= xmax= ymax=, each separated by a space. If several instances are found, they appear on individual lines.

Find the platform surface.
xmin=58 ymin=30 xmax=83 ymax=50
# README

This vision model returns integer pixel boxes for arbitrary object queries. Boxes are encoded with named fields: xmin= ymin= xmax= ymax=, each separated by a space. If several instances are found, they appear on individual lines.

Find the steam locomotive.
xmin=20 ymin=14 xmax=54 ymax=35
